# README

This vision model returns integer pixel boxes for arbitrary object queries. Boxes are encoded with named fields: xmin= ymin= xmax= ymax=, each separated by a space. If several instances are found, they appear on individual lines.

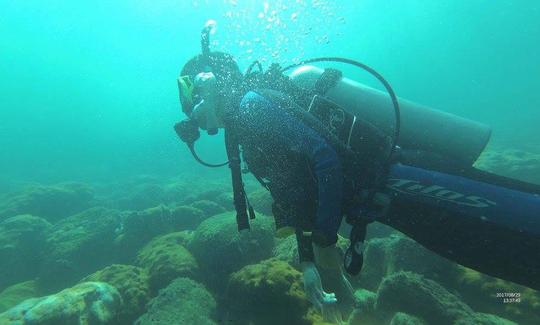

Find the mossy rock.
xmin=0 ymin=282 xmax=122 ymax=325
xmin=188 ymin=212 xmax=275 ymax=291
xmin=0 ymin=215 xmax=51 ymax=291
xmin=349 ymin=289 xmax=382 ymax=325
xmin=475 ymin=148 xmax=540 ymax=184
xmin=226 ymin=258 xmax=312 ymax=325
xmin=170 ymin=205 xmax=207 ymax=229
xmin=135 ymin=277 xmax=216 ymax=325
xmin=116 ymin=183 xmax=167 ymax=211
xmin=82 ymin=264 xmax=151 ymax=324
xmin=454 ymin=266 xmax=540 ymax=325
xmin=115 ymin=205 xmax=203 ymax=260
xmin=189 ymin=200 xmax=226 ymax=218
xmin=0 ymin=280 xmax=44 ymax=313
xmin=359 ymin=234 xmax=457 ymax=291
xmin=375 ymin=271 xmax=475 ymax=325
xmin=136 ymin=232 xmax=199 ymax=292
xmin=0 ymin=182 xmax=94 ymax=223
xmin=249 ymin=189 xmax=273 ymax=216
xmin=41 ymin=207 xmax=121 ymax=291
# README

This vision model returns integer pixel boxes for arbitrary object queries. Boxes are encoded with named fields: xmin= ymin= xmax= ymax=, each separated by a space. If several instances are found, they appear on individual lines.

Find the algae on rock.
xmin=0 ymin=281 xmax=122 ymax=325
xmin=135 ymin=277 xmax=216 ymax=325
xmin=41 ymin=207 xmax=121 ymax=291
xmin=135 ymin=232 xmax=199 ymax=292
xmin=82 ymin=264 xmax=151 ymax=325
xmin=0 ymin=280 xmax=44 ymax=313
xmin=226 ymin=258 xmax=312 ymax=325
xmin=0 ymin=214 xmax=51 ymax=291
xmin=0 ymin=182 xmax=95 ymax=223
xmin=188 ymin=212 xmax=275 ymax=290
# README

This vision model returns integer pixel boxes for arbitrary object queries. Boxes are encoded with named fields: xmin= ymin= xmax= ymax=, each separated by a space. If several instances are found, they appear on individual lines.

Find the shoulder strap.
xmin=225 ymin=129 xmax=255 ymax=231
xmin=313 ymin=68 xmax=342 ymax=96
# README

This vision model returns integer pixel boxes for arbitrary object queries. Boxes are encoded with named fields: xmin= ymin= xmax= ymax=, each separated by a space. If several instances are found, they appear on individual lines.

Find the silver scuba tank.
xmin=289 ymin=65 xmax=492 ymax=166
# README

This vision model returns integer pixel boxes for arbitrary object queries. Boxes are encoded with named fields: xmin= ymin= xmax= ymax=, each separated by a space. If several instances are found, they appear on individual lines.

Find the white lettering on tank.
xmin=386 ymin=178 xmax=497 ymax=208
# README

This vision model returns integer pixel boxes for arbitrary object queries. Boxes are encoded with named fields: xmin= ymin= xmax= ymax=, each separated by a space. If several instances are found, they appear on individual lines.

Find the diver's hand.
xmin=301 ymin=262 xmax=344 ymax=324
xmin=301 ymin=262 xmax=336 ymax=309
xmin=313 ymin=243 xmax=343 ymax=270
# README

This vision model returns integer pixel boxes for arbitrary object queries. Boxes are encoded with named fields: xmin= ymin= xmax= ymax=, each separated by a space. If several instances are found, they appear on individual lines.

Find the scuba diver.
xmin=174 ymin=24 xmax=540 ymax=322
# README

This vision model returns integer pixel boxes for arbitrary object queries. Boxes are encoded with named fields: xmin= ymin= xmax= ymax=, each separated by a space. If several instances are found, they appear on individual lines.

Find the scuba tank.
xmin=289 ymin=65 xmax=492 ymax=167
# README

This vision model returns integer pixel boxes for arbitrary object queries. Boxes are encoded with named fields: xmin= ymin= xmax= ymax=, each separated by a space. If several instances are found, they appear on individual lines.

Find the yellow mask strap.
xmin=178 ymin=75 xmax=195 ymax=106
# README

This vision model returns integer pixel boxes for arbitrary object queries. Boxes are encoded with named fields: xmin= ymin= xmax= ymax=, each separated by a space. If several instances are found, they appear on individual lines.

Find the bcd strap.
xmin=225 ymin=129 xmax=252 ymax=231
xmin=313 ymin=68 xmax=342 ymax=96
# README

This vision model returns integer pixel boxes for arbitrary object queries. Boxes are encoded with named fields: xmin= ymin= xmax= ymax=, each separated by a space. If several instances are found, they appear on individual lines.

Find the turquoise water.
xmin=1 ymin=2 xmax=540 ymax=324
xmin=1 ymin=1 xmax=539 ymax=184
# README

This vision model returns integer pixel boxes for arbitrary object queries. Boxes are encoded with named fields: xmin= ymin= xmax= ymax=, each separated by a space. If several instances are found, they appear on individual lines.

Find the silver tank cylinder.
xmin=289 ymin=65 xmax=492 ymax=166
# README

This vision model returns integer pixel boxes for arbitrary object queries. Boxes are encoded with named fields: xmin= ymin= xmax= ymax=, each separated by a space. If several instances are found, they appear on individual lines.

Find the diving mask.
xmin=180 ymin=72 xmax=220 ymax=135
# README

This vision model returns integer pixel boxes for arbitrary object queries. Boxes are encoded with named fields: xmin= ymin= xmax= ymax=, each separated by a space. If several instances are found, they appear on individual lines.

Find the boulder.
xmin=82 ymin=265 xmax=151 ymax=325
xmin=135 ymin=277 xmax=216 ymax=325
xmin=389 ymin=312 xmax=427 ymax=325
xmin=0 ymin=282 xmax=121 ymax=325
xmin=359 ymin=234 xmax=457 ymax=291
xmin=475 ymin=148 xmax=540 ymax=184
xmin=188 ymin=212 xmax=275 ymax=290
xmin=114 ymin=205 xmax=203 ymax=260
xmin=0 ymin=215 xmax=51 ymax=290
xmin=189 ymin=200 xmax=226 ymax=218
xmin=249 ymin=189 xmax=273 ymax=216
xmin=375 ymin=271 xmax=475 ymax=325
xmin=135 ymin=232 xmax=199 ymax=292
xmin=41 ymin=207 xmax=121 ymax=291
xmin=348 ymin=289 xmax=380 ymax=325
xmin=454 ymin=266 xmax=540 ymax=325
xmin=116 ymin=183 xmax=167 ymax=211
xmin=226 ymin=258 xmax=312 ymax=325
xmin=0 ymin=281 xmax=44 ymax=313
xmin=0 ymin=182 xmax=94 ymax=223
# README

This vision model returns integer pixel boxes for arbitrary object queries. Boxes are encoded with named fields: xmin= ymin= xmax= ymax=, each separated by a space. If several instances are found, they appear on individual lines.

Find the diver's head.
xmin=178 ymin=52 xmax=243 ymax=135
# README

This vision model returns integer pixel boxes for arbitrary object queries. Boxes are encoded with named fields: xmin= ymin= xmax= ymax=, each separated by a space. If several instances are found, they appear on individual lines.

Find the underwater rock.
xmin=214 ymin=192 xmax=234 ymax=210
xmin=359 ymin=234 xmax=457 ymax=291
xmin=365 ymin=221 xmax=397 ymax=240
xmin=170 ymin=204 xmax=208 ymax=229
xmin=116 ymin=183 xmax=167 ymax=211
xmin=389 ymin=312 xmax=427 ymax=325
xmin=349 ymin=289 xmax=388 ymax=325
xmin=226 ymin=258 xmax=312 ymax=325
xmin=189 ymin=200 xmax=226 ymax=218
xmin=375 ymin=271 xmax=475 ymax=325
xmin=0 ymin=215 xmax=51 ymax=291
xmin=0 ymin=280 xmax=44 ymax=313
xmin=454 ymin=266 xmax=540 ymax=325
xmin=114 ymin=205 xmax=203 ymax=260
xmin=188 ymin=212 xmax=275 ymax=290
xmin=134 ymin=277 xmax=216 ymax=325
xmin=249 ymin=189 xmax=274 ymax=216
xmin=135 ymin=232 xmax=199 ymax=292
xmin=273 ymin=235 xmax=300 ymax=265
xmin=0 ymin=281 xmax=121 ymax=325
xmin=82 ymin=264 xmax=151 ymax=325
xmin=475 ymin=148 xmax=540 ymax=184
xmin=454 ymin=313 xmax=518 ymax=325
xmin=0 ymin=182 xmax=94 ymax=223
xmin=41 ymin=207 xmax=121 ymax=291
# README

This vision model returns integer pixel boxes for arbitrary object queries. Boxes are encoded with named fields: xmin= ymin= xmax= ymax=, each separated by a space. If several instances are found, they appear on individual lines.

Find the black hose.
xmin=281 ymin=57 xmax=401 ymax=165
xmin=188 ymin=143 xmax=228 ymax=168
xmin=245 ymin=60 xmax=263 ymax=75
